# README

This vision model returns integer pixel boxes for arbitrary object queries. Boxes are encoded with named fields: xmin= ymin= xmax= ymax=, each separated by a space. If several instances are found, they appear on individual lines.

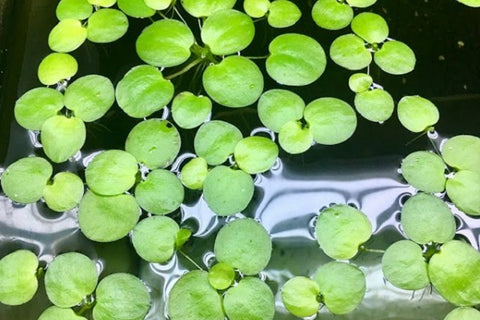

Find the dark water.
xmin=0 ymin=0 xmax=479 ymax=319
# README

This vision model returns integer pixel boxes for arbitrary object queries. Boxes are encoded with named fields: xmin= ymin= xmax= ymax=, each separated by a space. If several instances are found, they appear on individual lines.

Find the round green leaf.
xmin=0 ymin=250 xmax=38 ymax=306
xmin=78 ymin=190 xmax=140 ymax=242
xmin=86 ymin=8 xmax=129 ymax=43
xmin=457 ymin=0 xmax=480 ymax=7
xmin=64 ymin=74 xmax=115 ymax=122
xmin=56 ymin=0 xmax=93 ymax=20
xmin=224 ymin=277 xmax=275 ymax=320
xmin=315 ymin=204 xmax=372 ymax=260
xmin=180 ymin=0 xmax=236 ymax=17
xmin=136 ymin=19 xmax=194 ymax=67
xmin=444 ymin=307 xmax=480 ymax=320
xmin=43 ymin=172 xmax=84 ymax=212
xmin=135 ymin=169 xmax=184 ymax=215
xmin=194 ymin=120 xmax=243 ymax=166
xmin=428 ymin=240 xmax=480 ymax=306
xmin=281 ymin=276 xmax=320 ymax=318
xmin=441 ymin=135 xmax=480 ymax=173
xmin=304 ymin=97 xmax=357 ymax=145
xmin=397 ymin=95 xmax=439 ymax=132
xmin=374 ymin=40 xmax=416 ymax=75
xmin=279 ymin=120 xmax=313 ymax=154
xmin=93 ymin=273 xmax=150 ymax=320
xmin=85 ymin=149 xmax=138 ymax=195
xmin=1 ymin=157 xmax=52 ymax=204
xmin=346 ymin=0 xmax=377 ymax=7
xmin=203 ymin=56 xmax=263 ymax=108
xmin=311 ymin=0 xmax=353 ymax=30
xmin=172 ymin=92 xmax=212 ymax=129
xmin=243 ymin=0 xmax=270 ymax=18
xmin=214 ymin=218 xmax=271 ymax=275
xmin=203 ymin=166 xmax=254 ymax=216
xmin=88 ymin=0 xmax=116 ymax=7
xmin=44 ymin=252 xmax=98 ymax=308
xmin=201 ymin=9 xmax=255 ymax=55
xmin=330 ymin=34 xmax=372 ymax=70
xmin=401 ymin=151 xmax=446 ymax=193
xmin=348 ymin=73 xmax=373 ymax=93
xmin=39 ymin=306 xmax=87 ymax=320
xmin=14 ymin=87 xmax=64 ymax=130
xmin=234 ymin=136 xmax=279 ymax=174
xmin=266 ymin=33 xmax=326 ymax=86
xmin=446 ymin=170 xmax=480 ymax=216
xmin=175 ymin=229 xmax=192 ymax=250
xmin=354 ymin=88 xmax=394 ymax=123
xmin=267 ymin=0 xmax=301 ymax=28
xmin=116 ymin=65 xmax=174 ymax=118
xmin=117 ymin=0 xmax=155 ymax=17
xmin=314 ymin=262 xmax=366 ymax=314
xmin=168 ymin=270 xmax=224 ymax=320
xmin=131 ymin=216 xmax=179 ymax=263
xmin=144 ymin=0 xmax=172 ymax=10
xmin=208 ymin=262 xmax=235 ymax=290
xmin=257 ymin=89 xmax=305 ymax=132
xmin=351 ymin=12 xmax=389 ymax=43
xmin=125 ymin=119 xmax=181 ymax=169
xmin=180 ymin=157 xmax=208 ymax=190
xmin=381 ymin=240 xmax=429 ymax=290
xmin=48 ymin=19 xmax=87 ymax=52
xmin=41 ymin=115 xmax=86 ymax=163
xmin=38 ymin=53 xmax=78 ymax=85
xmin=401 ymin=193 xmax=456 ymax=244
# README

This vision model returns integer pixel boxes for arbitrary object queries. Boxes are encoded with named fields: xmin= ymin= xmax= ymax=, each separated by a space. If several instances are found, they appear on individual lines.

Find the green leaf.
xmin=346 ymin=0 xmax=377 ymax=7
xmin=214 ymin=218 xmax=271 ymax=275
xmin=134 ymin=169 xmax=184 ymax=215
xmin=64 ymin=74 xmax=115 ymax=122
xmin=234 ymin=136 xmax=279 ymax=174
xmin=93 ymin=273 xmax=150 ymax=320
xmin=315 ymin=204 xmax=372 ymax=260
xmin=172 ymin=92 xmax=212 ymax=129
xmin=351 ymin=12 xmax=389 ymax=44
xmin=201 ymin=9 xmax=255 ymax=55
xmin=180 ymin=0 xmax=236 ymax=17
xmin=85 ymin=150 xmax=138 ymax=196
xmin=348 ymin=73 xmax=373 ymax=93
xmin=78 ymin=190 xmax=140 ymax=242
xmin=48 ymin=19 xmax=87 ymax=52
xmin=125 ymin=119 xmax=181 ymax=169
xmin=86 ymin=8 xmax=129 ymax=43
xmin=267 ymin=0 xmax=301 ymax=28
xmin=117 ymin=0 xmax=155 ymax=18
xmin=56 ymin=0 xmax=92 ymax=20
xmin=88 ymin=0 xmax=116 ymax=7
xmin=397 ymin=95 xmax=439 ymax=132
xmin=44 ymin=252 xmax=98 ymax=308
xmin=116 ymin=65 xmax=174 ymax=118
xmin=428 ymin=240 xmax=480 ymax=306
xmin=136 ymin=19 xmax=194 ymax=67
xmin=354 ymin=88 xmax=394 ymax=123
xmin=203 ymin=166 xmax=254 ymax=216
xmin=330 ymin=34 xmax=372 ymax=70
xmin=314 ymin=262 xmax=366 ymax=314
xmin=446 ymin=170 xmax=480 ymax=216
xmin=266 ymin=33 xmax=326 ymax=86
xmin=457 ymin=0 xmax=480 ymax=7
xmin=38 ymin=53 xmax=78 ymax=85
xmin=131 ymin=216 xmax=179 ymax=263
xmin=0 ymin=250 xmax=38 ymax=306
xmin=194 ymin=120 xmax=243 ymax=166
xmin=281 ymin=276 xmax=320 ymax=318
xmin=208 ymin=262 xmax=235 ymax=290
xmin=40 ymin=115 xmax=86 ymax=163
xmin=243 ymin=0 xmax=270 ymax=18
xmin=441 ymin=135 xmax=480 ymax=173
xmin=144 ymin=0 xmax=172 ymax=10
xmin=168 ymin=270 xmax=224 ymax=320
xmin=38 ymin=306 xmax=87 ymax=320
xmin=374 ymin=40 xmax=416 ymax=75
xmin=175 ymin=229 xmax=192 ymax=249
xmin=444 ymin=307 xmax=480 ymax=320
xmin=1 ymin=157 xmax=52 ymax=204
xmin=279 ymin=120 xmax=313 ymax=154
xmin=311 ymin=0 xmax=353 ymax=30
xmin=304 ymin=97 xmax=357 ymax=145
xmin=43 ymin=172 xmax=84 ymax=212
xmin=401 ymin=151 xmax=446 ymax=193
xmin=223 ymin=277 xmax=275 ymax=320
xmin=257 ymin=89 xmax=305 ymax=132
xmin=180 ymin=157 xmax=208 ymax=190
xmin=381 ymin=240 xmax=429 ymax=290
xmin=203 ymin=56 xmax=264 ymax=107
xmin=14 ymin=87 xmax=63 ymax=130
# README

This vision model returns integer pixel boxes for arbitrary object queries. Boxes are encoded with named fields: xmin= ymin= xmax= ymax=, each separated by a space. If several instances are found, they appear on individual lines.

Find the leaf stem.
xmin=243 ymin=55 xmax=270 ymax=60
xmin=178 ymin=250 xmax=204 ymax=271
xmin=165 ymin=58 xmax=204 ymax=80
xmin=359 ymin=245 xmax=385 ymax=254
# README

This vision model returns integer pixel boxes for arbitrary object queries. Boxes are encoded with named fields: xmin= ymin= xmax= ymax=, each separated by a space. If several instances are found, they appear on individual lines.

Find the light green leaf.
xmin=243 ymin=0 xmax=270 ymax=18
xmin=117 ymin=0 xmax=155 ymax=18
xmin=180 ymin=0 xmax=236 ymax=17
xmin=14 ymin=87 xmax=63 ymax=130
xmin=346 ymin=0 xmax=377 ymax=7
xmin=144 ymin=0 xmax=172 ymax=10
xmin=401 ymin=151 xmax=446 ymax=193
xmin=374 ymin=40 xmax=416 ymax=75
xmin=348 ymin=73 xmax=373 ymax=93
xmin=446 ymin=170 xmax=480 ymax=216
xmin=351 ymin=12 xmax=389 ymax=43
xmin=330 ymin=34 xmax=372 ymax=70
xmin=441 ymin=135 xmax=480 ymax=173
xmin=48 ymin=19 xmax=87 ymax=52
xmin=444 ymin=307 xmax=480 ymax=320
xmin=311 ymin=0 xmax=353 ymax=30
xmin=208 ymin=262 xmax=235 ymax=290
xmin=257 ymin=89 xmax=305 ymax=132
xmin=172 ymin=92 xmax=212 ymax=129
xmin=56 ymin=0 xmax=92 ymax=20
xmin=397 ymin=95 xmax=439 ymax=132
xmin=88 ymin=0 xmax=116 ymax=7
xmin=281 ymin=276 xmax=320 ymax=318
xmin=234 ymin=136 xmax=279 ymax=174
xmin=38 ymin=53 xmax=78 ymax=85
xmin=354 ymin=88 xmax=394 ymax=123
xmin=457 ymin=0 xmax=480 ymax=6
xmin=180 ymin=157 xmax=208 ymax=190
xmin=267 ymin=0 xmax=301 ymax=28
xmin=43 ymin=172 xmax=84 ymax=212
xmin=39 ymin=306 xmax=87 ymax=320
xmin=86 ymin=8 xmax=129 ymax=43
xmin=279 ymin=120 xmax=313 ymax=154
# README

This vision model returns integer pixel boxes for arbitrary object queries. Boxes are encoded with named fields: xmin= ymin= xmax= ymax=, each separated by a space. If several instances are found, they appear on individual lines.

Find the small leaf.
xmin=43 ymin=172 xmax=84 ymax=212
xmin=351 ymin=12 xmax=389 ymax=43
xmin=397 ymin=95 xmax=439 ymax=132
xmin=144 ymin=0 xmax=172 ymax=10
xmin=374 ymin=40 xmax=416 ymax=75
xmin=257 ymin=89 xmax=305 ymax=133
xmin=180 ymin=0 xmax=236 ymax=17
xmin=38 ymin=53 xmax=78 ymax=85
xmin=243 ymin=0 xmax=270 ymax=18
xmin=208 ymin=262 xmax=235 ymax=290
xmin=281 ymin=276 xmax=320 ymax=318
xmin=48 ymin=19 xmax=87 ymax=52
xmin=88 ymin=0 xmax=116 ymax=7
xmin=234 ymin=136 xmax=279 ymax=174
xmin=171 ymin=92 xmax=212 ymax=129
xmin=86 ymin=8 xmax=129 ymax=43
xmin=346 ymin=0 xmax=377 ymax=7
xmin=39 ymin=306 xmax=87 ymax=320
xmin=401 ymin=151 xmax=446 ymax=193
xmin=330 ymin=34 xmax=372 ymax=70
xmin=278 ymin=120 xmax=313 ymax=154
xmin=117 ymin=0 xmax=155 ymax=18
xmin=56 ymin=0 xmax=92 ymax=20
xmin=444 ymin=307 xmax=480 ymax=320
xmin=180 ymin=157 xmax=208 ymax=190
xmin=446 ymin=170 xmax=480 ymax=216
xmin=267 ymin=0 xmax=301 ymax=28
xmin=311 ymin=0 xmax=353 ymax=30
xmin=441 ymin=135 xmax=480 ymax=173
xmin=354 ymin=88 xmax=394 ymax=123
xmin=348 ymin=73 xmax=372 ymax=93
xmin=175 ymin=229 xmax=192 ymax=249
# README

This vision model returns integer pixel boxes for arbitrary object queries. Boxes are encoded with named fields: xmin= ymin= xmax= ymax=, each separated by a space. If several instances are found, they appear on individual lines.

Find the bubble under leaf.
xmin=37 ymin=53 xmax=78 ymax=85
xmin=281 ymin=276 xmax=320 ymax=318
xmin=267 ymin=0 xmax=301 ymax=28
xmin=397 ymin=95 xmax=439 ymax=133
xmin=257 ymin=89 xmax=305 ymax=133
xmin=446 ymin=170 xmax=480 ymax=216
xmin=48 ymin=19 xmax=87 ymax=53
xmin=351 ymin=12 xmax=389 ymax=44
xmin=401 ymin=151 xmax=446 ymax=193
xmin=354 ymin=88 xmax=394 ymax=123
xmin=311 ymin=0 xmax=353 ymax=30
xmin=441 ymin=135 xmax=480 ymax=174
xmin=171 ymin=92 xmax=212 ymax=129
xmin=374 ymin=40 xmax=416 ymax=75
xmin=330 ymin=34 xmax=372 ymax=70
xmin=86 ymin=8 xmax=129 ymax=43
xmin=43 ymin=172 xmax=84 ymax=212
xmin=234 ymin=136 xmax=279 ymax=174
